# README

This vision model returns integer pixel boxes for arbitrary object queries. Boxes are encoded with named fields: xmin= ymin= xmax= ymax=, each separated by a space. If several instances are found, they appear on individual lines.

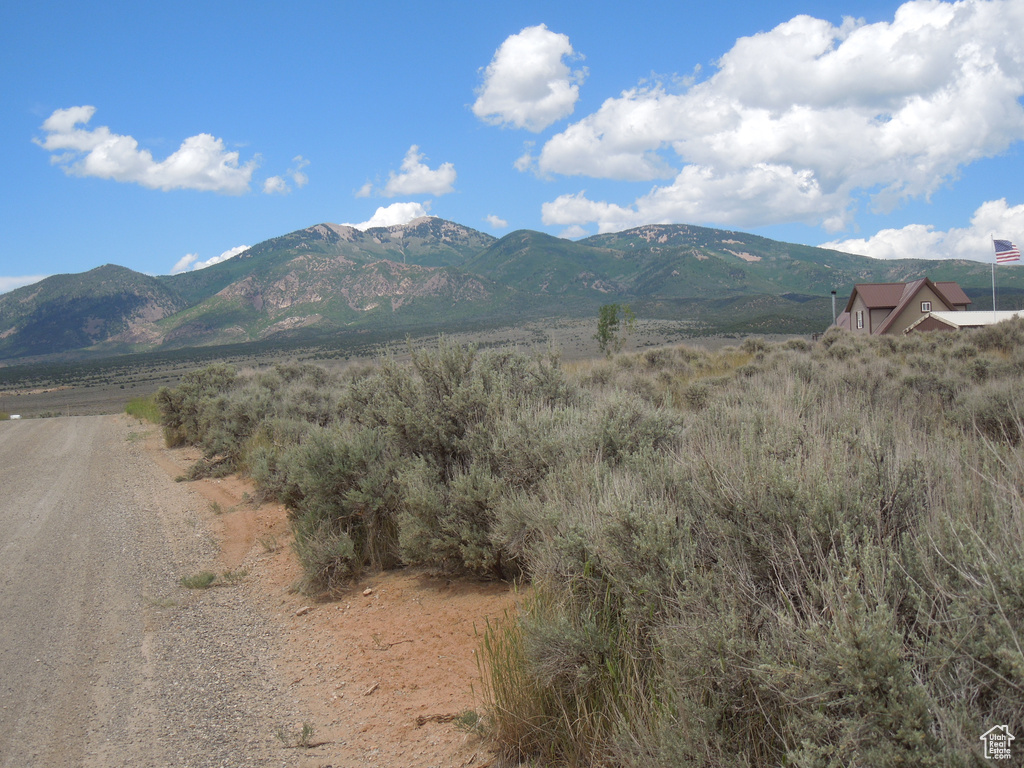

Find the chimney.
xmin=831 ymin=290 xmax=837 ymax=325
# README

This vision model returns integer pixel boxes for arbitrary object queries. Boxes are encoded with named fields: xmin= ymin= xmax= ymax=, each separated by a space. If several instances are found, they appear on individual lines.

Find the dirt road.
xmin=0 ymin=416 xmax=318 ymax=767
xmin=0 ymin=414 xmax=510 ymax=768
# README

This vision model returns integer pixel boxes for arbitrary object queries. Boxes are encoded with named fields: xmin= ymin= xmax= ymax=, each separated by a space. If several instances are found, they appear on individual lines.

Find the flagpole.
xmin=993 ymin=239 xmax=1023 ymax=319
xmin=992 ymin=234 xmax=997 ymax=320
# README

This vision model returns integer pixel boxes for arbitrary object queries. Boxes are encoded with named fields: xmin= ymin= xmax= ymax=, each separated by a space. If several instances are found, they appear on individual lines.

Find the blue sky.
xmin=2 ymin=0 xmax=1023 ymax=292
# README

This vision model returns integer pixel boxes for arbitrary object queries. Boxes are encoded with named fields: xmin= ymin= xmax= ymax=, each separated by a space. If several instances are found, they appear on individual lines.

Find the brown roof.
xmin=845 ymin=282 xmax=908 ymax=311
xmin=875 ymin=277 xmax=970 ymax=335
xmin=843 ymin=277 xmax=971 ymax=317
xmin=933 ymin=281 xmax=971 ymax=306
xmin=837 ymin=278 xmax=973 ymax=334
xmin=873 ymin=279 xmax=929 ymax=334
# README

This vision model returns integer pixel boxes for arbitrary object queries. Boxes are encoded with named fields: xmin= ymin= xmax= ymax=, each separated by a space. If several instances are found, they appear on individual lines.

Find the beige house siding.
xmin=849 ymin=295 xmax=871 ymax=333
xmin=869 ymin=307 xmax=890 ymax=333
xmin=837 ymin=279 xmax=972 ymax=335
xmin=911 ymin=316 xmax=958 ymax=332
xmin=885 ymin=285 xmax=949 ymax=335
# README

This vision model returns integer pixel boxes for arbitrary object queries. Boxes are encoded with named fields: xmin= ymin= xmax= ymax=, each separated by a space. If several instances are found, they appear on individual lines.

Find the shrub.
xmin=483 ymin=472 xmax=686 ymax=766
xmin=180 ymin=571 xmax=217 ymax=589
xmin=974 ymin=316 xmax=1024 ymax=354
xmin=953 ymin=379 xmax=1024 ymax=444
xmin=291 ymin=515 xmax=357 ymax=594
xmin=155 ymin=332 xmax=1024 ymax=766
xmin=156 ymin=363 xmax=237 ymax=447
xmin=242 ymin=417 xmax=310 ymax=505
xmin=593 ymin=391 xmax=682 ymax=465
xmin=288 ymin=425 xmax=402 ymax=572
xmin=343 ymin=340 xmax=577 ymax=578
xmin=398 ymin=458 xmax=512 ymax=577
xmin=124 ymin=393 xmax=161 ymax=423
xmin=479 ymin=332 xmax=1024 ymax=766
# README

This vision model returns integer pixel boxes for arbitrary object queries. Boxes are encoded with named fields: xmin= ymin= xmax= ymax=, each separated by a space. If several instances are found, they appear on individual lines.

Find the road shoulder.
xmin=138 ymin=417 xmax=514 ymax=767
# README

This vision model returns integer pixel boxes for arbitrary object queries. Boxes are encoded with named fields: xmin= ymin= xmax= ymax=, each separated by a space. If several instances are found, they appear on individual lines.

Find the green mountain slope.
xmin=0 ymin=265 xmax=187 ymax=358
xmin=2 ymin=217 xmax=1023 ymax=362
xmin=155 ymin=257 xmax=511 ymax=348
xmin=462 ymin=230 xmax=638 ymax=300
xmin=162 ymin=218 xmax=496 ymax=306
xmin=578 ymin=223 xmax=1023 ymax=307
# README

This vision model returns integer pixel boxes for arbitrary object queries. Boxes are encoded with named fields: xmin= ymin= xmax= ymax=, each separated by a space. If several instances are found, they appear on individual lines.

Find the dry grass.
xmin=157 ymin=324 xmax=1024 ymax=766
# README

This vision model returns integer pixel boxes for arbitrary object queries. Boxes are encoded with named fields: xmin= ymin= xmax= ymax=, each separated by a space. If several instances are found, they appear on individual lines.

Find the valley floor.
xmin=0 ymin=318 xmax=799 ymax=419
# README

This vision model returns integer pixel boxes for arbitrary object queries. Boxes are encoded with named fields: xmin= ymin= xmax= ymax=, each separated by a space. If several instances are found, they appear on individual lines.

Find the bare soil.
xmin=145 ymin=423 xmax=519 ymax=767
xmin=0 ymin=414 xmax=516 ymax=767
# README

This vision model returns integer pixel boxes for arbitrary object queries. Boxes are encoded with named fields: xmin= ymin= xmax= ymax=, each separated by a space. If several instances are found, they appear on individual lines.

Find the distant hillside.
xmin=1 ymin=216 xmax=1022 ymax=362
xmin=0 ymin=265 xmax=187 ymax=358
xmin=153 ymin=258 xmax=510 ymax=349
xmin=581 ymin=223 xmax=1012 ymax=300
xmin=463 ymin=230 xmax=636 ymax=300
xmin=162 ymin=217 xmax=497 ymax=306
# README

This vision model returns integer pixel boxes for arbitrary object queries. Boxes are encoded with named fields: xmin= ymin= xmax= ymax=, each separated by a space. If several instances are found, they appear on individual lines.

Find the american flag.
xmin=995 ymin=239 xmax=1021 ymax=264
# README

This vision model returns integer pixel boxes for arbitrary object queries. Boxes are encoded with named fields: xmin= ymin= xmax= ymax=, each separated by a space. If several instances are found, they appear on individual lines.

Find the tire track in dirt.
xmin=0 ymin=414 xmax=515 ymax=767
xmin=0 ymin=416 xmax=316 ymax=767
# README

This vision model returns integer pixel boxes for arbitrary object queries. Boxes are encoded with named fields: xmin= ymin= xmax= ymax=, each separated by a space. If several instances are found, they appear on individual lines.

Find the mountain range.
xmin=2 ymin=216 xmax=1021 ymax=362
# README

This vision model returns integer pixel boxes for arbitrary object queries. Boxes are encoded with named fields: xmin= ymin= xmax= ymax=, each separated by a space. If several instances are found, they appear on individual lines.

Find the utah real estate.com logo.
xmin=980 ymin=725 xmax=1015 ymax=760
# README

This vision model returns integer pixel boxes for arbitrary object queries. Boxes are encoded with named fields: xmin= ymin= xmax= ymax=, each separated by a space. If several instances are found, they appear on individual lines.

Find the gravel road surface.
xmin=0 ymin=416 xmax=318 ymax=768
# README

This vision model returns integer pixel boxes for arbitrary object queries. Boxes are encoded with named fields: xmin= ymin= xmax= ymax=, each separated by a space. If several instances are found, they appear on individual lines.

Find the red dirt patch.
xmin=142 ymin=426 xmax=517 ymax=767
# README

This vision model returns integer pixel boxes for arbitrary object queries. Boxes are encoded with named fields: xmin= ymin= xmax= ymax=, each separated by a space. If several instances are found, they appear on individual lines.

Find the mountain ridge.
xmin=2 ymin=217 xmax=1021 ymax=361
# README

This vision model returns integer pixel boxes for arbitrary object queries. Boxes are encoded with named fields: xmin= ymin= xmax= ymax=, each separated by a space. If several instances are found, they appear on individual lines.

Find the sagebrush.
xmin=158 ymin=325 xmax=1024 ymax=766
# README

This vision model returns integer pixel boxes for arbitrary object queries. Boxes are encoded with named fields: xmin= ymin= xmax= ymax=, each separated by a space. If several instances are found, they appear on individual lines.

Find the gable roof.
xmin=847 ymin=282 xmax=907 ymax=310
xmin=875 ymin=279 xmax=940 ymax=335
xmin=934 ymin=281 xmax=971 ymax=306
xmin=843 ymin=278 xmax=972 ymax=314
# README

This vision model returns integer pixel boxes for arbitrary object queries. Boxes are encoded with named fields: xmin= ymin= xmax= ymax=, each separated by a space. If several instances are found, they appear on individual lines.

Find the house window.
xmin=921 ymin=301 xmax=932 ymax=312
xmin=856 ymin=310 xmax=864 ymax=329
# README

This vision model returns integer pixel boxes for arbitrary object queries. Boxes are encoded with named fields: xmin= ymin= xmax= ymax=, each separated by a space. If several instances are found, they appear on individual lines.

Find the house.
xmin=834 ymin=277 xmax=972 ymax=335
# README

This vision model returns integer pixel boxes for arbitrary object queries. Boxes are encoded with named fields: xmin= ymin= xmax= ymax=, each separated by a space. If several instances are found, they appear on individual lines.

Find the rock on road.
xmin=0 ymin=415 xmax=316 ymax=768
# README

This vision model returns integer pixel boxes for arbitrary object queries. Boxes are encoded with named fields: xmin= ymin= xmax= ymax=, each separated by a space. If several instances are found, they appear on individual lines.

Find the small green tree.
xmin=594 ymin=303 xmax=636 ymax=356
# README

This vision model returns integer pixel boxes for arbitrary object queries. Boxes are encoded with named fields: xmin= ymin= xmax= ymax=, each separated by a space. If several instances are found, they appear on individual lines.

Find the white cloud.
xmin=542 ymin=163 xmax=848 ymax=234
xmin=542 ymin=192 xmax=634 ymax=233
xmin=345 ymin=202 xmax=433 ymax=231
xmin=533 ymin=0 xmax=1024 ymax=232
xmin=473 ymin=24 xmax=586 ymax=132
xmin=0 ymin=275 xmax=49 ymax=294
xmin=35 ymin=106 xmax=257 ymax=194
xmin=820 ymin=198 xmax=1024 ymax=261
xmin=559 ymin=225 xmax=590 ymax=239
xmin=359 ymin=146 xmax=456 ymax=198
xmin=381 ymin=146 xmax=456 ymax=197
xmin=170 ymin=253 xmax=200 ymax=274
xmin=485 ymin=214 xmax=509 ymax=229
xmin=170 ymin=245 xmax=250 ymax=275
xmin=263 ymin=176 xmax=288 ymax=195
xmin=514 ymin=150 xmax=534 ymax=172
xmin=262 ymin=156 xmax=310 ymax=195
xmin=290 ymin=155 xmax=310 ymax=188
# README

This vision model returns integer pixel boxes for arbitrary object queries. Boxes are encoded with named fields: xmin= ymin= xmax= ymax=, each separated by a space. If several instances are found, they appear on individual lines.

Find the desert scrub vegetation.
xmin=157 ymin=326 xmax=1024 ymax=766
xmin=124 ymin=392 xmax=162 ymax=423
